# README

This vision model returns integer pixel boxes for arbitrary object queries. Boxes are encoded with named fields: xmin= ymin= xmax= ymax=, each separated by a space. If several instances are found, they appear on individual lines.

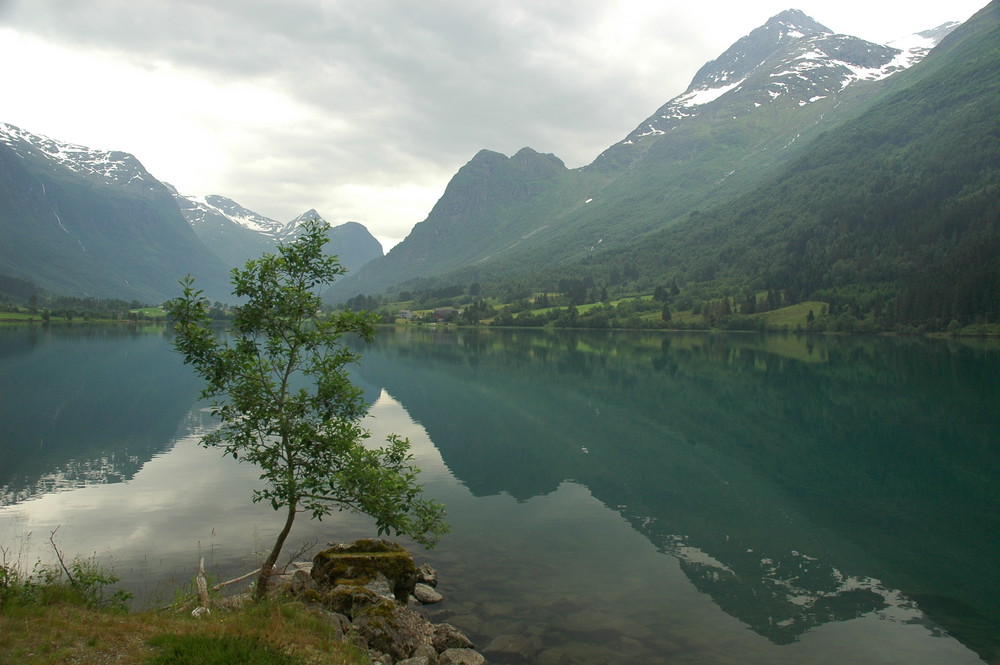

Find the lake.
xmin=1 ymin=325 xmax=998 ymax=664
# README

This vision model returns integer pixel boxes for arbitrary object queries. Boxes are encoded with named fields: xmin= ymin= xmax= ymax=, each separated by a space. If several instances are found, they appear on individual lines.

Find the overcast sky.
xmin=0 ymin=1 xmax=988 ymax=250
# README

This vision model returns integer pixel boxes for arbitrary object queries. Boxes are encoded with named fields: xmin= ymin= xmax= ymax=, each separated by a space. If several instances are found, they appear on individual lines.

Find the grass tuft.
xmin=145 ymin=634 xmax=303 ymax=665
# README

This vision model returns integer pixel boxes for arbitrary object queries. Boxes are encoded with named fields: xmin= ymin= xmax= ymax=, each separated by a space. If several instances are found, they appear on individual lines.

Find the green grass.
xmin=0 ymin=600 xmax=369 ymax=665
xmin=0 ymin=553 xmax=367 ymax=665
xmin=0 ymin=312 xmax=38 ymax=321
xmin=757 ymin=302 xmax=828 ymax=329
xmin=130 ymin=307 xmax=167 ymax=319
xmin=145 ymin=634 xmax=303 ymax=665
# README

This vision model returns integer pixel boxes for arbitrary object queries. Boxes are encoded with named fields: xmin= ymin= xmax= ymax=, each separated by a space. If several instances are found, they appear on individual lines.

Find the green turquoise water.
xmin=1 ymin=326 xmax=997 ymax=664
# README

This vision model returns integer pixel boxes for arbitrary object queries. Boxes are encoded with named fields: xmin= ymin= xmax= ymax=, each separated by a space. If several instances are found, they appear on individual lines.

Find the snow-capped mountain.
xmin=175 ymin=193 xmax=333 ymax=244
xmin=0 ymin=122 xmax=158 ymax=189
xmin=596 ymin=10 xmax=959 ymax=167
xmin=0 ymin=123 xmax=231 ymax=302
xmin=181 ymin=193 xmax=296 ymax=239
xmin=170 ymin=188 xmax=383 ymax=273
xmin=288 ymin=208 xmax=326 ymax=232
xmin=330 ymin=7 xmax=971 ymax=302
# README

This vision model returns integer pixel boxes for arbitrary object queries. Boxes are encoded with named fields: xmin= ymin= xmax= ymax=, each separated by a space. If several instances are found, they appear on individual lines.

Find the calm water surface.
xmin=1 ymin=325 xmax=998 ymax=665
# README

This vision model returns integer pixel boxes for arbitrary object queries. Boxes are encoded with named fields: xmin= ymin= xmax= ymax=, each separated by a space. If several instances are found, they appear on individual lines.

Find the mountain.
xmin=577 ymin=0 xmax=1000 ymax=329
xmin=170 ymin=190 xmax=283 ymax=270
xmin=593 ymin=11 xmax=960 ymax=170
xmin=172 ymin=190 xmax=384 ymax=275
xmin=0 ymin=123 xmax=231 ymax=303
xmin=326 ymin=9 xmax=961 ymax=303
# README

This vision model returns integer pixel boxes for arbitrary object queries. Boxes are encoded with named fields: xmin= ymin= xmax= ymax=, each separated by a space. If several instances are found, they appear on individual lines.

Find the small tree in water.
xmin=167 ymin=221 xmax=447 ymax=600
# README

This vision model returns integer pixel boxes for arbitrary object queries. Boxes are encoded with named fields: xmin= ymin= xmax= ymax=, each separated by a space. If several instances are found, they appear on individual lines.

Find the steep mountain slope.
xmin=575 ymin=0 xmax=1000 ymax=328
xmin=328 ymin=9 xmax=958 ymax=302
xmin=324 ymin=220 xmax=385 ymax=275
xmin=336 ymin=146 xmax=581 ymax=297
xmin=0 ymin=123 xmax=231 ymax=302
xmin=174 ymin=191 xmax=383 ymax=274
xmin=171 ymin=189 xmax=279 ymax=269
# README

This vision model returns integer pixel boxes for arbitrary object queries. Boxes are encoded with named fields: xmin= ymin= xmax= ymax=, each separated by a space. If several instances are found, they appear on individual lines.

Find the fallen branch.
xmin=211 ymin=567 xmax=262 ymax=591
xmin=48 ymin=527 xmax=75 ymax=587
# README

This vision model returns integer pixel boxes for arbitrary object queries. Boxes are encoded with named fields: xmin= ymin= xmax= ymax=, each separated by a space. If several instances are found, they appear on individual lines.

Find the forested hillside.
xmin=377 ymin=2 xmax=999 ymax=333
xmin=579 ymin=1 xmax=1000 ymax=330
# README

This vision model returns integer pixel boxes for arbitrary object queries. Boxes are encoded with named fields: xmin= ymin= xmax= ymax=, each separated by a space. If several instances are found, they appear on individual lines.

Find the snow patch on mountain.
xmin=177 ymin=193 xmax=294 ymax=238
xmin=0 ymin=122 xmax=153 ymax=186
xmin=598 ymin=12 xmax=965 ymax=163
xmin=676 ymin=78 xmax=747 ymax=108
xmin=175 ymin=191 xmax=335 ymax=245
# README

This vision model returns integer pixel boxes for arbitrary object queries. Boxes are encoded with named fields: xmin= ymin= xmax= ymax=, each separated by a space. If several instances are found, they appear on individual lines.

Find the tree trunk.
xmin=254 ymin=501 xmax=297 ymax=601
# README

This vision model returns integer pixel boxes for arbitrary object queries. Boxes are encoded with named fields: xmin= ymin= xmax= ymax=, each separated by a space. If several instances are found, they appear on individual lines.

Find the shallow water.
xmin=1 ymin=326 xmax=997 ymax=664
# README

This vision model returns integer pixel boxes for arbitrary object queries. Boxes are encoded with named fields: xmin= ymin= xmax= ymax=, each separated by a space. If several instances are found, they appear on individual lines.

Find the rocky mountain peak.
xmin=593 ymin=9 xmax=959 ymax=170
xmin=688 ymin=9 xmax=831 ymax=90
xmin=289 ymin=208 xmax=326 ymax=227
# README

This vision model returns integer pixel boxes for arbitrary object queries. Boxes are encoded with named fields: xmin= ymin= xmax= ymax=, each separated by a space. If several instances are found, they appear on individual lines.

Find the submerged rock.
xmin=483 ymin=633 xmax=539 ymax=663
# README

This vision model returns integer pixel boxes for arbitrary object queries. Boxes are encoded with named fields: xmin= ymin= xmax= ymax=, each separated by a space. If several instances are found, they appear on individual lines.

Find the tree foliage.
xmin=167 ymin=221 xmax=447 ymax=599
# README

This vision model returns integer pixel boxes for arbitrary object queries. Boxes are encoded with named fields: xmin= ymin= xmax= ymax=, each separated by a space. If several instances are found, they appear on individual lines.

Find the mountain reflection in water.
xmin=352 ymin=328 xmax=1000 ymax=662
xmin=0 ymin=326 xmax=996 ymax=664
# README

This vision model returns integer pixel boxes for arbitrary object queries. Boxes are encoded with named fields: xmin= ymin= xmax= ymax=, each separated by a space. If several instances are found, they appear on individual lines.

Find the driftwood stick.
xmin=158 ymin=566 xmax=274 ymax=612
xmin=196 ymin=557 xmax=210 ymax=607
xmin=211 ymin=567 xmax=263 ymax=591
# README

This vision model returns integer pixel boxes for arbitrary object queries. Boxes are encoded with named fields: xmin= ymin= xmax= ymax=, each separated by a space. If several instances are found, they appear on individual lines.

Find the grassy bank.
xmin=0 ymin=601 xmax=369 ymax=665
xmin=0 ymin=554 xmax=368 ymax=665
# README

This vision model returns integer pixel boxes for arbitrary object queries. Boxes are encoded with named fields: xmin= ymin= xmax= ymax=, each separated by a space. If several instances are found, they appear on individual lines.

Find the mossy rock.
xmin=352 ymin=598 xmax=436 ymax=661
xmin=320 ymin=585 xmax=381 ymax=618
xmin=312 ymin=539 xmax=417 ymax=603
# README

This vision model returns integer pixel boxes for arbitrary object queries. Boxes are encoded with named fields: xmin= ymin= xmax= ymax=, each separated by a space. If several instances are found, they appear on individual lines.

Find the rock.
xmin=191 ymin=606 xmax=210 ymax=618
xmin=366 ymin=572 xmax=398 ymax=601
xmin=286 ymin=568 xmax=317 ymax=596
xmin=348 ymin=633 xmax=369 ymax=651
xmin=432 ymin=623 xmax=475 ymax=652
xmin=535 ymin=648 xmax=571 ymax=665
xmin=417 ymin=563 xmax=439 ymax=587
xmin=312 ymin=539 xmax=418 ymax=603
xmin=439 ymin=648 xmax=486 ymax=665
xmin=445 ymin=614 xmax=484 ymax=635
xmin=351 ymin=597 xmax=436 ymax=661
xmin=369 ymin=651 xmax=393 ymax=664
xmin=483 ymin=634 xmax=539 ymax=663
xmin=413 ymin=643 xmax=439 ymax=664
xmin=217 ymin=593 xmax=251 ymax=611
xmin=307 ymin=607 xmax=350 ymax=640
xmin=397 ymin=658 xmax=432 ymax=665
xmin=414 ymin=583 xmax=444 ymax=604
xmin=321 ymin=584 xmax=381 ymax=619
xmin=553 ymin=609 xmax=653 ymax=640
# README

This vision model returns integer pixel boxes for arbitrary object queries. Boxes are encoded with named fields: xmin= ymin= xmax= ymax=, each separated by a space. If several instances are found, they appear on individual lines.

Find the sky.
xmin=0 ymin=1 xmax=988 ymax=250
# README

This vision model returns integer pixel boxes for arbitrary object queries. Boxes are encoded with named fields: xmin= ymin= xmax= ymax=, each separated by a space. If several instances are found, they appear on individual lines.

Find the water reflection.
xmin=354 ymin=328 xmax=1000 ymax=662
xmin=0 ymin=326 xmax=203 ymax=505
xmin=0 ymin=326 xmax=997 ymax=663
